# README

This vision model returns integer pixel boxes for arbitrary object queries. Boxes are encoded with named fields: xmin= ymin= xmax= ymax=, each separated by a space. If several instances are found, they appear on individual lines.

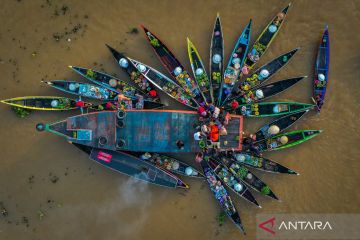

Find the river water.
xmin=0 ymin=0 xmax=359 ymax=239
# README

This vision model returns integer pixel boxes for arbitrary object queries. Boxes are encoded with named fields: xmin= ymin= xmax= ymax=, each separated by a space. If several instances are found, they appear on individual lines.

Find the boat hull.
xmin=45 ymin=110 xmax=244 ymax=153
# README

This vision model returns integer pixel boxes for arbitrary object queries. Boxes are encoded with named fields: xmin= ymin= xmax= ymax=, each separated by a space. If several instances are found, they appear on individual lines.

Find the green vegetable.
xmin=218 ymin=211 xmax=226 ymax=226
xmin=12 ymin=107 xmax=30 ymax=118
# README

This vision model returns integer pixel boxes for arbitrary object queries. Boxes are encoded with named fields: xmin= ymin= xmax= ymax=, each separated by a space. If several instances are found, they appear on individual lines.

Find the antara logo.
xmin=279 ymin=221 xmax=332 ymax=230
xmin=258 ymin=217 xmax=333 ymax=235
xmin=258 ymin=217 xmax=276 ymax=235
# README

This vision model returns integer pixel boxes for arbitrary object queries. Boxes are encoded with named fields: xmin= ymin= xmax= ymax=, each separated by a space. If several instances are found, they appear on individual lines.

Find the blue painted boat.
xmin=313 ymin=26 xmax=330 ymax=112
xmin=73 ymin=143 xmax=189 ymax=189
xmin=220 ymin=19 xmax=252 ymax=105
xmin=43 ymin=110 xmax=244 ymax=153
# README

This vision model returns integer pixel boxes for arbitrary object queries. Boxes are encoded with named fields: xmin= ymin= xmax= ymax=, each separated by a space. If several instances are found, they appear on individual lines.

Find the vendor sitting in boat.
xmin=242 ymin=134 xmax=261 ymax=156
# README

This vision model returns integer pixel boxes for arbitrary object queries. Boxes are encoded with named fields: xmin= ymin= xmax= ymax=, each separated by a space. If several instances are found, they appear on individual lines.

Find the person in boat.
xmin=176 ymin=140 xmax=185 ymax=150
xmin=115 ymin=93 xmax=131 ymax=110
xmin=242 ymin=134 xmax=261 ymax=156
xmin=135 ymin=94 xmax=144 ymax=109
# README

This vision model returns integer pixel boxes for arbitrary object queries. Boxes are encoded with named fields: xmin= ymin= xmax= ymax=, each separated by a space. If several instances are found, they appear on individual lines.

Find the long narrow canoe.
xmin=200 ymin=159 xmax=245 ymax=233
xmin=313 ymin=26 xmax=330 ymax=112
xmin=234 ymin=48 xmax=299 ymax=95
xmin=187 ymin=38 xmax=212 ymax=104
xmin=1 ymin=96 xmax=91 ymax=111
xmin=128 ymin=58 xmax=198 ymax=109
xmin=210 ymin=14 xmax=224 ymax=105
xmin=127 ymin=152 xmax=204 ymax=178
xmin=228 ymin=76 xmax=306 ymax=104
xmin=73 ymin=143 xmax=189 ymax=189
xmin=226 ymin=161 xmax=278 ymax=200
xmin=220 ymin=20 xmax=252 ymax=105
xmin=69 ymin=66 xmax=141 ymax=97
xmin=105 ymin=44 xmax=160 ymax=102
xmin=89 ymin=100 xmax=165 ymax=111
xmin=228 ymin=102 xmax=314 ymax=117
xmin=255 ymin=130 xmax=322 ymax=152
xmin=207 ymin=158 xmax=260 ymax=208
xmin=141 ymin=25 xmax=205 ymax=105
xmin=219 ymin=151 xmax=298 ymax=175
xmin=255 ymin=110 xmax=309 ymax=141
xmin=242 ymin=3 xmax=291 ymax=72
xmin=44 ymin=80 xmax=118 ymax=100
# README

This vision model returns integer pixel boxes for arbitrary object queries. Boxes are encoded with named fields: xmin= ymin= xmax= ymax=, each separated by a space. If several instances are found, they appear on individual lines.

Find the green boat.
xmin=0 ymin=96 xmax=92 ymax=111
xmin=228 ymin=102 xmax=314 ymax=117
xmin=219 ymin=151 xmax=298 ymax=175
xmin=187 ymin=38 xmax=212 ymax=104
xmin=255 ymin=130 xmax=322 ymax=152
xmin=255 ymin=110 xmax=309 ymax=141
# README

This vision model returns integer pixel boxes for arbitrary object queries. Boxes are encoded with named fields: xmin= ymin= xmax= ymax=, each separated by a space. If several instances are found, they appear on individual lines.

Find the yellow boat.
xmin=187 ymin=37 xmax=212 ymax=104
xmin=0 ymin=96 xmax=92 ymax=111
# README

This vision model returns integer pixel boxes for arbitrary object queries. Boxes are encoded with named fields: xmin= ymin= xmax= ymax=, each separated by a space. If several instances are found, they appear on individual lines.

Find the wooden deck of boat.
xmin=118 ymin=110 xmax=199 ymax=153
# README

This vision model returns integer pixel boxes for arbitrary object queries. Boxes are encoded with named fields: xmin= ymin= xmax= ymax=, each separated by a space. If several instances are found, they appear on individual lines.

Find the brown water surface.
xmin=0 ymin=0 xmax=359 ymax=239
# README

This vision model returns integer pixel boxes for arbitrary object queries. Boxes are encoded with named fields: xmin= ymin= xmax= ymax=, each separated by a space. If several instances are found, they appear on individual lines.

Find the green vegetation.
xmin=261 ymin=185 xmax=271 ymax=195
xmin=218 ymin=211 xmax=226 ymax=226
xmin=12 ymin=107 xmax=30 ymax=118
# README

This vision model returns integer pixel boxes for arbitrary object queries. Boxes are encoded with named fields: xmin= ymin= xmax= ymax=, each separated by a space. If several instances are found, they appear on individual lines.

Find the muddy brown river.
xmin=0 ymin=0 xmax=359 ymax=239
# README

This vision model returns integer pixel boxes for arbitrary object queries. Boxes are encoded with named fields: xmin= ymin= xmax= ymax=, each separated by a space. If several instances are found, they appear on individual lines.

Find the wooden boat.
xmin=234 ymin=48 xmax=299 ymax=95
xmin=73 ymin=143 xmax=189 ymax=189
xmin=210 ymin=14 xmax=224 ymax=105
xmin=127 ymin=152 xmax=204 ymax=178
xmin=105 ymin=44 xmax=160 ymax=102
xmin=255 ymin=110 xmax=309 ymax=141
xmin=225 ymin=161 xmax=278 ymax=200
xmin=207 ymin=158 xmax=260 ymax=208
xmin=89 ymin=100 xmax=165 ymax=111
xmin=44 ymin=80 xmax=118 ymax=100
xmin=0 ymin=96 xmax=91 ymax=111
xmin=220 ymin=20 xmax=252 ymax=105
xmin=187 ymin=38 xmax=212 ymax=104
xmin=219 ymin=151 xmax=298 ymax=175
xmin=200 ymin=159 xmax=245 ymax=233
xmin=69 ymin=66 xmax=141 ymax=98
xmin=242 ymin=3 xmax=291 ymax=72
xmin=141 ymin=25 xmax=205 ymax=105
xmin=127 ymin=57 xmax=198 ymax=109
xmin=228 ymin=102 xmax=314 ymax=117
xmin=255 ymin=130 xmax=322 ymax=152
xmin=43 ymin=110 xmax=244 ymax=153
xmin=228 ymin=76 xmax=306 ymax=105
xmin=313 ymin=26 xmax=330 ymax=112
